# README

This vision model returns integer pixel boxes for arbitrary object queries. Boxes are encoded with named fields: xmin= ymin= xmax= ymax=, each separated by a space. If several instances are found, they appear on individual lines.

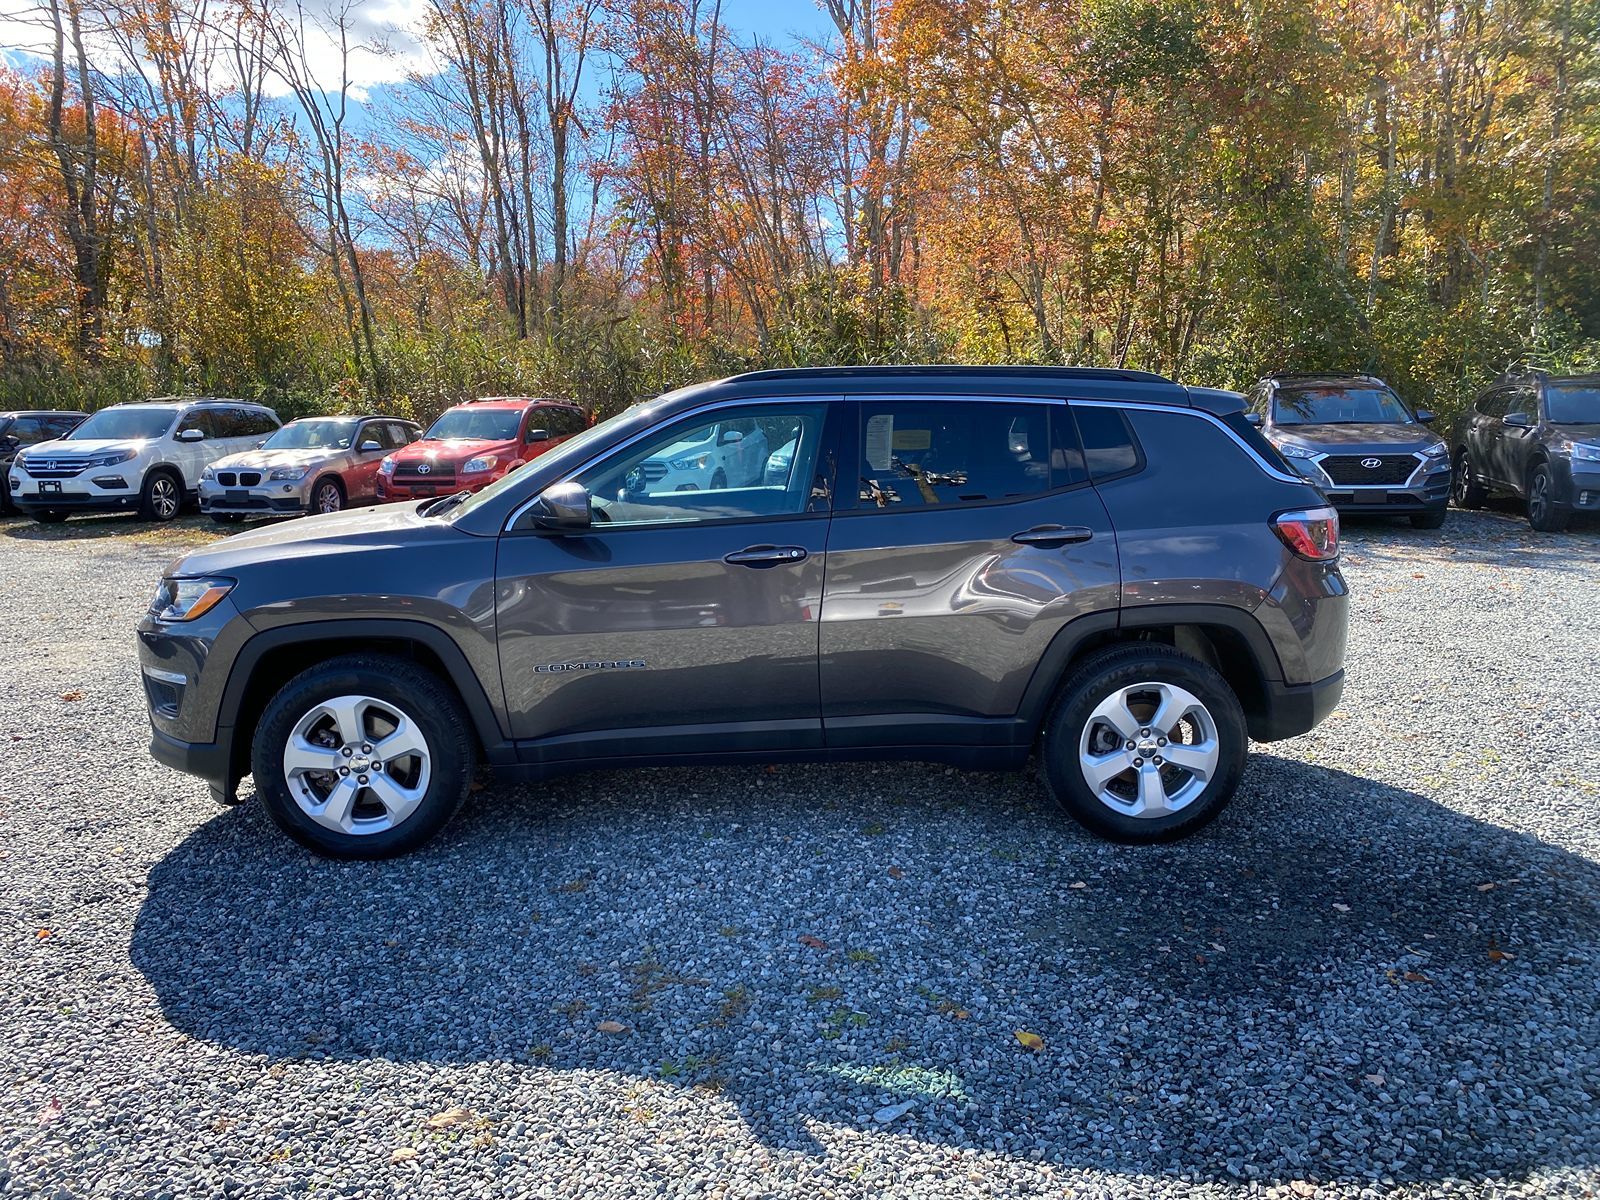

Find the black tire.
xmin=251 ymin=654 xmax=476 ymax=859
xmin=710 ymin=469 xmax=727 ymax=490
xmin=1452 ymin=450 xmax=1487 ymax=509
xmin=0 ymin=472 xmax=14 ymax=515
xmin=138 ymin=468 xmax=183 ymax=521
xmin=1526 ymin=462 xmax=1571 ymax=532
xmin=1410 ymin=508 xmax=1447 ymax=530
xmin=31 ymin=509 xmax=68 ymax=524
xmin=311 ymin=476 xmax=345 ymax=515
xmin=210 ymin=513 xmax=246 ymax=525
xmin=1040 ymin=643 xmax=1248 ymax=844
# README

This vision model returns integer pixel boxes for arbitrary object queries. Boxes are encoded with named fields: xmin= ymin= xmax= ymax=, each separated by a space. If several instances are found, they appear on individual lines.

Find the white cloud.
xmin=0 ymin=0 xmax=436 ymax=101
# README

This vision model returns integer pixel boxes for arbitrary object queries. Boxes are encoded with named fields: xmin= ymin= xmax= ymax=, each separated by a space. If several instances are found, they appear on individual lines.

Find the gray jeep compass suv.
xmin=137 ymin=367 xmax=1349 ymax=858
xmin=1245 ymin=373 xmax=1451 ymax=528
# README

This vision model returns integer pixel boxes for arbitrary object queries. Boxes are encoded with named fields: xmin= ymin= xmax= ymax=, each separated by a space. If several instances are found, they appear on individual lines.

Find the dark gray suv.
xmin=1450 ymin=370 xmax=1600 ymax=532
xmin=137 ymin=367 xmax=1349 ymax=858
xmin=1245 ymin=373 xmax=1451 ymax=528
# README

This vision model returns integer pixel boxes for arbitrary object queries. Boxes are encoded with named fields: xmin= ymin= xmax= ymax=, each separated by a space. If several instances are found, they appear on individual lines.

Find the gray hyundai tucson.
xmin=1245 ymin=373 xmax=1451 ymax=528
xmin=137 ymin=367 xmax=1349 ymax=858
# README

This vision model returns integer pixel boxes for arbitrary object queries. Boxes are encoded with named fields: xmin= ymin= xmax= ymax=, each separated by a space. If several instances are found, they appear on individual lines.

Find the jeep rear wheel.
xmin=252 ymin=654 xmax=475 ymax=858
xmin=1041 ymin=644 xmax=1247 ymax=843
xmin=139 ymin=470 xmax=182 ymax=521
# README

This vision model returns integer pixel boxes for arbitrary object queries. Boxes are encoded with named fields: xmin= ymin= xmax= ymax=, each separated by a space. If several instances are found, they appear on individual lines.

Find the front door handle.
xmin=1011 ymin=525 xmax=1094 ymax=547
xmin=724 ymin=544 xmax=809 ymax=567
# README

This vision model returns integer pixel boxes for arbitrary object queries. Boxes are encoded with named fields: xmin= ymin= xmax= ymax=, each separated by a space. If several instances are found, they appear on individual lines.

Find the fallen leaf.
xmin=1364 ymin=1072 xmax=1386 ymax=1086
xmin=798 ymin=934 xmax=828 ymax=950
xmin=1476 ymin=882 xmax=1496 ymax=892
xmin=1069 ymin=881 xmax=1087 ymax=890
xmin=558 ymin=879 xmax=588 ymax=894
xmin=1210 ymin=942 xmax=1225 ymax=952
xmin=390 ymin=1147 xmax=418 ymax=1162
xmin=1332 ymin=903 xmax=1351 ymax=913
xmin=37 ymin=1098 xmax=63 ymax=1124
xmin=426 ymin=1107 xmax=474 ymax=1129
xmin=36 ymin=929 xmax=50 ymax=940
xmin=1289 ymin=1181 xmax=1317 ymax=1197
xmin=1015 ymin=1030 xmax=1045 ymax=1052
xmin=1194 ymin=953 xmax=1207 ymax=965
xmin=595 ymin=1020 xmax=628 ymax=1034
xmin=951 ymin=1008 xmax=970 ymax=1020
xmin=1487 ymin=947 xmax=1515 ymax=962
xmin=887 ymin=866 xmax=904 ymax=880
xmin=1403 ymin=970 xmax=1433 ymax=984
xmin=60 ymin=690 xmax=83 ymax=702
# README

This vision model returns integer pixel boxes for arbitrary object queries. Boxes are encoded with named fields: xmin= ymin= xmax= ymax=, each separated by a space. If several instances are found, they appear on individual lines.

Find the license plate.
xmin=226 ymin=490 xmax=250 ymax=504
xmin=39 ymin=481 xmax=60 ymax=495
xmin=413 ymin=486 xmax=436 ymax=498
xmin=1355 ymin=491 xmax=1389 ymax=504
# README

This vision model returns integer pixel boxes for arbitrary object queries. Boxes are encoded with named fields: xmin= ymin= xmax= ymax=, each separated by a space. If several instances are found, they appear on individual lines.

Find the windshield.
xmin=1546 ymin=385 xmax=1600 ymax=425
xmin=1273 ymin=386 xmax=1412 ymax=426
xmin=265 ymin=419 xmax=360 ymax=450
xmin=66 ymin=408 xmax=176 ymax=441
xmin=425 ymin=408 xmax=522 ymax=442
xmin=444 ymin=401 xmax=651 ymax=521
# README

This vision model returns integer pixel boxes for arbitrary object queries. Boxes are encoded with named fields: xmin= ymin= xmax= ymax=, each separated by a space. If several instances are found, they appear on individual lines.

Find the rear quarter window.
xmin=1070 ymin=405 xmax=1142 ymax=481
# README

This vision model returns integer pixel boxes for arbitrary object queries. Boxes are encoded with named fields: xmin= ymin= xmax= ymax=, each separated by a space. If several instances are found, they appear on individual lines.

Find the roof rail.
xmin=732 ymin=364 xmax=1176 ymax=385
xmin=1266 ymin=371 xmax=1378 ymax=382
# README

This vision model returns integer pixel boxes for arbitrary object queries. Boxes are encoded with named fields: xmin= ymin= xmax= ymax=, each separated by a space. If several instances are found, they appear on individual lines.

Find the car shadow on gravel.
xmin=131 ymin=758 xmax=1600 ymax=1187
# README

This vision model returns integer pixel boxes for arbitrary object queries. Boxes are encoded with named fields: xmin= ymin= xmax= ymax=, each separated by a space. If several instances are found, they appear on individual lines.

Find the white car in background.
xmin=624 ymin=417 xmax=769 ymax=496
xmin=8 ymin=398 xmax=281 ymax=523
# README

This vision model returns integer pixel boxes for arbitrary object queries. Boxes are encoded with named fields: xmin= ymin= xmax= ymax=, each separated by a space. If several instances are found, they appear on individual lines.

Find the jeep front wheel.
xmin=1041 ymin=644 xmax=1247 ymax=843
xmin=252 ymin=654 xmax=475 ymax=858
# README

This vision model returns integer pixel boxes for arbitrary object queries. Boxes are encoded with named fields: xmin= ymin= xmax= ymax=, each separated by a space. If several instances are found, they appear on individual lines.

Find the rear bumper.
xmin=1248 ymin=670 xmax=1344 ymax=742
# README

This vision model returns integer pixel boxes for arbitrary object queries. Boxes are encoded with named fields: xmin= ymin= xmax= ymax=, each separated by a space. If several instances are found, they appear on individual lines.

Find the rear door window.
xmin=851 ymin=399 xmax=1072 ymax=509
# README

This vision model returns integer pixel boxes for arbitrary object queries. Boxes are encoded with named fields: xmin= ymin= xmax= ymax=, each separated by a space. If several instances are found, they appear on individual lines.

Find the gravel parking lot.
xmin=1 ymin=507 xmax=1597 ymax=1200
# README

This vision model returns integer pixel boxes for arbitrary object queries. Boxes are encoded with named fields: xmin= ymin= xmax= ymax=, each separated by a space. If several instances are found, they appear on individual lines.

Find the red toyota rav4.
xmin=377 ymin=397 xmax=588 ymax=503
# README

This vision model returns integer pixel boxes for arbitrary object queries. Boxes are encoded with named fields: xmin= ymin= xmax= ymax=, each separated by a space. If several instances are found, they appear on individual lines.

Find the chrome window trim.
xmin=505 ymin=391 xmax=1313 ymax=530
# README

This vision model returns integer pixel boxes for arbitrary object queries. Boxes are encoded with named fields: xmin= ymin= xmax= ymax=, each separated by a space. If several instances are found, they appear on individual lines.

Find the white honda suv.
xmin=8 ymin=397 xmax=281 ymax=523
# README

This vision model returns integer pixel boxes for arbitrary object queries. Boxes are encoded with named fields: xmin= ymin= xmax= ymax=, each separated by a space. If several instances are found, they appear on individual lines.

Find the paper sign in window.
xmin=864 ymin=414 xmax=894 ymax=470
xmin=892 ymin=429 xmax=932 ymax=451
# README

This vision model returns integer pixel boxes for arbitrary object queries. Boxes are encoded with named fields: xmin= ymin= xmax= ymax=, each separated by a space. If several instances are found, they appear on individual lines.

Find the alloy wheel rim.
xmin=1077 ymin=681 xmax=1220 ymax=818
xmin=152 ymin=478 xmax=178 ymax=518
xmin=283 ymin=695 xmax=432 ymax=835
xmin=318 ymin=484 xmax=341 ymax=513
xmin=1530 ymin=472 xmax=1548 ymax=520
xmin=1453 ymin=458 xmax=1470 ymax=503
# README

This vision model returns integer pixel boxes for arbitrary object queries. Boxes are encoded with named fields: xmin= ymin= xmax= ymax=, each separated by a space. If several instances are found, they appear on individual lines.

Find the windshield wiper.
xmin=422 ymin=490 xmax=473 ymax=518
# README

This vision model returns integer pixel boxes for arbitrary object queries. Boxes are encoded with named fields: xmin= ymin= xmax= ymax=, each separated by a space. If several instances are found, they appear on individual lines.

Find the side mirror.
xmin=720 ymin=428 xmax=744 ymax=445
xmin=526 ymin=428 xmax=550 ymax=443
xmin=531 ymin=481 xmax=592 ymax=532
xmin=1504 ymin=411 xmax=1531 ymax=428
xmin=359 ymin=440 xmax=383 ymax=453
xmin=176 ymin=427 xmax=205 ymax=442
xmin=1244 ymin=413 xmax=1264 ymax=428
xmin=254 ymin=440 xmax=267 ymax=449
xmin=1415 ymin=409 xmax=1435 ymax=424
xmin=0 ymin=434 xmax=18 ymax=452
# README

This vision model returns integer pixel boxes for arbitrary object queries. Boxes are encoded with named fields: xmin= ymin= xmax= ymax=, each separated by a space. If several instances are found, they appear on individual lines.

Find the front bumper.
xmin=377 ymin=472 xmax=497 ymax=501
xmin=1248 ymin=670 xmax=1344 ymax=742
xmin=199 ymin=476 xmax=313 ymax=516
xmin=1553 ymin=459 xmax=1600 ymax=512
xmin=8 ymin=472 xmax=142 ymax=513
xmin=1284 ymin=453 xmax=1452 ymax=515
xmin=138 ymin=597 xmax=253 ymax=801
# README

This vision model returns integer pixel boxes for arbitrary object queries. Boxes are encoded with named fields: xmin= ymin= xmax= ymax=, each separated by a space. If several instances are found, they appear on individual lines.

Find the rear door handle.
xmin=1011 ymin=525 xmax=1094 ymax=547
xmin=724 ymin=544 xmax=809 ymax=567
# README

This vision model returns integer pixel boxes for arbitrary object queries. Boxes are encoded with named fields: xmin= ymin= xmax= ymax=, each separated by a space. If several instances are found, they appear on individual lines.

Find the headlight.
xmin=670 ymin=453 xmax=712 ymax=471
xmin=1420 ymin=442 xmax=1448 ymax=459
xmin=1276 ymin=442 xmax=1317 ymax=460
xmin=462 ymin=455 xmax=498 ymax=473
xmin=91 ymin=450 xmax=136 ymax=467
xmin=150 ymin=576 xmax=234 ymax=623
xmin=268 ymin=465 xmax=311 ymax=481
xmin=1565 ymin=441 xmax=1600 ymax=463
xmin=201 ymin=465 xmax=216 ymax=481
xmin=380 ymin=456 xmax=396 ymax=475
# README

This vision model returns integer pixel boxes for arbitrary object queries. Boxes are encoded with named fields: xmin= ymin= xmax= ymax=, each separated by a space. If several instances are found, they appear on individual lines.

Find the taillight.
xmin=1272 ymin=505 xmax=1340 ymax=561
